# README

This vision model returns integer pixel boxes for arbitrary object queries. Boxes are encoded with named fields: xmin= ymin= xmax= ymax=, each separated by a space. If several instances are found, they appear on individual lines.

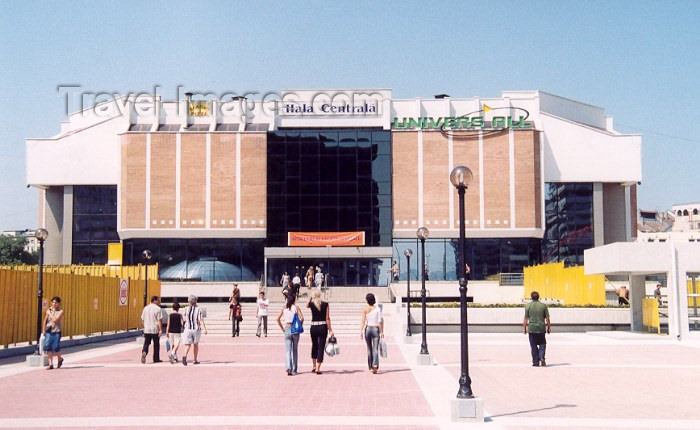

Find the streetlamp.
xmin=404 ymin=248 xmax=413 ymax=337
xmin=34 ymin=228 xmax=48 ymax=356
xmin=416 ymin=226 xmax=430 ymax=356
xmin=142 ymin=249 xmax=152 ymax=307
xmin=450 ymin=165 xmax=474 ymax=399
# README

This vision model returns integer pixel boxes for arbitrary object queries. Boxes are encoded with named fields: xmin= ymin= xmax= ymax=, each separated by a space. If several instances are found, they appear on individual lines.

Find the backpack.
xmin=290 ymin=308 xmax=304 ymax=334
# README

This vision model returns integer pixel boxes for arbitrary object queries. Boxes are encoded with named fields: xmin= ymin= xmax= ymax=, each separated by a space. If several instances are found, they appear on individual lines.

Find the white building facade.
xmin=26 ymin=89 xmax=641 ymax=285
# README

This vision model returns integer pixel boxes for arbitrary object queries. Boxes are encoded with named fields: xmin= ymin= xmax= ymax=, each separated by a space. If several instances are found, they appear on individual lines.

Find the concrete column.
xmin=592 ymin=183 xmax=604 ymax=247
xmin=44 ymin=186 xmax=64 ymax=265
xmin=61 ymin=186 xmax=73 ymax=265
xmin=629 ymin=274 xmax=645 ymax=332
xmin=603 ymin=184 xmax=628 ymax=244
xmin=667 ymin=243 xmax=690 ymax=340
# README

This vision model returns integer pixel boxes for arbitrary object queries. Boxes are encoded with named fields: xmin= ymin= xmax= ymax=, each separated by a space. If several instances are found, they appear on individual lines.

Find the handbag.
xmin=236 ymin=315 xmax=243 ymax=322
xmin=379 ymin=338 xmax=388 ymax=358
xmin=290 ymin=311 xmax=304 ymax=334
xmin=325 ymin=335 xmax=338 ymax=357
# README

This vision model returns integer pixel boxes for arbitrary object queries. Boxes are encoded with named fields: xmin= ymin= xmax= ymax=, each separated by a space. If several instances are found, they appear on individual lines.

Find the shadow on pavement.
xmin=489 ymin=403 xmax=577 ymax=418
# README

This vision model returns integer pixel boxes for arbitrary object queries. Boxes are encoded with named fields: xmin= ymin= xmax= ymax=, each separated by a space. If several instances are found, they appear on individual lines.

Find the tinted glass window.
xmin=543 ymin=183 xmax=593 ymax=266
xmin=266 ymin=129 xmax=392 ymax=246
xmin=71 ymin=186 xmax=118 ymax=265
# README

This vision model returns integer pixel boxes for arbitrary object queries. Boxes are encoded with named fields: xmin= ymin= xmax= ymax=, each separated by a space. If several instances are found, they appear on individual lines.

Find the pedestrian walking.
xmin=305 ymin=266 xmax=314 ymax=295
xmin=291 ymin=273 xmax=301 ymax=299
xmin=42 ymin=296 xmax=64 ymax=370
xmin=391 ymin=260 xmax=399 ymax=281
xmin=314 ymin=267 xmax=324 ymax=290
xmin=230 ymin=283 xmax=241 ymax=307
xmin=256 ymin=291 xmax=269 ymax=337
xmin=307 ymin=289 xmax=333 ymax=374
xmin=280 ymin=271 xmax=290 ymax=290
xmin=229 ymin=301 xmax=242 ymax=337
xmin=360 ymin=293 xmax=383 ymax=374
xmin=523 ymin=291 xmax=551 ymax=367
xmin=276 ymin=295 xmax=304 ymax=376
xmin=182 ymin=295 xmax=208 ymax=366
xmin=654 ymin=284 xmax=663 ymax=307
xmin=141 ymin=295 xmax=163 ymax=364
xmin=165 ymin=302 xmax=184 ymax=364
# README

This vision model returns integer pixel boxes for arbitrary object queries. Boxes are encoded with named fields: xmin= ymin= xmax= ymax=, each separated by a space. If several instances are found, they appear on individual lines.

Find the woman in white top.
xmin=276 ymin=295 xmax=304 ymax=375
xmin=360 ymin=293 xmax=384 ymax=374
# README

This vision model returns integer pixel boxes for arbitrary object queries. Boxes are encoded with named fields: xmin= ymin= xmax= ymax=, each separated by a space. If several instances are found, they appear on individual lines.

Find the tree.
xmin=0 ymin=236 xmax=38 ymax=265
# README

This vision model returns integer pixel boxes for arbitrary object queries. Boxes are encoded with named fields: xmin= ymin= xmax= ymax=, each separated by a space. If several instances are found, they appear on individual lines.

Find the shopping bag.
xmin=325 ymin=336 xmax=338 ymax=357
xmin=379 ymin=339 xmax=388 ymax=358
xmin=166 ymin=338 xmax=171 ymax=352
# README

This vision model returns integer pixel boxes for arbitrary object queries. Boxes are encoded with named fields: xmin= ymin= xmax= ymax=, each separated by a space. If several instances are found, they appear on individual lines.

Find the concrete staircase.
xmin=200 ymin=301 xmax=369 ymax=338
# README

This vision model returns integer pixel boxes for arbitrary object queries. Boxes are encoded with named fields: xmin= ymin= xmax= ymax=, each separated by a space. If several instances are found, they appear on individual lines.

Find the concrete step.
xmin=170 ymin=302 xmax=371 ymax=337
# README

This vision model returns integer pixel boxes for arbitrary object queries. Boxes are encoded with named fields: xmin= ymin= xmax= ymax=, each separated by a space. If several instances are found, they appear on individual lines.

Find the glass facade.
xmin=543 ymin=183 xmax=594 ymax=266
xmin=72 ymin=185 xmax=119 ymax=265
xmin=392 ymin=238 xmax=541 ymax=281
xmin=122 ymin=239 xmax=264 ymax=282
xmin=266 ymin=129 xmax=392 ymax=247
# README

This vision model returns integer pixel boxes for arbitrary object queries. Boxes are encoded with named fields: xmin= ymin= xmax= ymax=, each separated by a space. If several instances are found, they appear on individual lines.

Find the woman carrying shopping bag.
xmin=360 ymin=293 xmax=384 ymax=374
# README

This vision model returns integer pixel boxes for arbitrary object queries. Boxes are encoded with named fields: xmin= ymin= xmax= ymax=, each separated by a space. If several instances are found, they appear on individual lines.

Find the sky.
xmin=1 ymin=0 xmax=699 ymax=231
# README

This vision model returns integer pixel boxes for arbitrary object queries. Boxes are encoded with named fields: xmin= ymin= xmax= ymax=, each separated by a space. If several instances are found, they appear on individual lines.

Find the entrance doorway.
xmin=266 ymin=258 xmax=390 ymax=287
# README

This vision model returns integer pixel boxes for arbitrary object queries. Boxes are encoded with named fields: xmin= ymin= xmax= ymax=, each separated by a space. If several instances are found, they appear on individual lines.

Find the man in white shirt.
xmin=141 ymin=295 xmax=163 ymax=364
xmin=256 ymin=291 xmax=270 ymax=337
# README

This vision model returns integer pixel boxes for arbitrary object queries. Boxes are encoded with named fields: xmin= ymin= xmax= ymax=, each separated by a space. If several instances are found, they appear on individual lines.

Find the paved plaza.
xmin=1 ymin=305 xmax=700 ymax=430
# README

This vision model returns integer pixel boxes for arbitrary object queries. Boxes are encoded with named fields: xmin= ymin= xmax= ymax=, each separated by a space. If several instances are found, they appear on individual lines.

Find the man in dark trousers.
xmin=523 ymin=291 xmax=551 ymax=367
xmin=141 ymin=296 xmax=163 ymax=364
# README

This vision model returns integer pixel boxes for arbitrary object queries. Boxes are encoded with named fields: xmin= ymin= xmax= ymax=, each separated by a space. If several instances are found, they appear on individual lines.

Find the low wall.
xmin=161 ymin=282 xmax=260 ymax=300
xmin=391 ymin=281 xmax=524 ymax=304
xmin=406 ymin=307 xmax=631 ymax=333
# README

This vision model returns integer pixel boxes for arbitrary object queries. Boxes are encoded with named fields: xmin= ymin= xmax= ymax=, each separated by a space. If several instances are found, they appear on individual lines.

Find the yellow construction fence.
xmin=0 ymin=263 xmax=158 ymax=280
xmin=642 ymin=298 xmax=661 ymax=334
xmin=0 ymin=269 xmax=161 ymax=348
xmin=523 ymin=262 xmax=606 ymax=306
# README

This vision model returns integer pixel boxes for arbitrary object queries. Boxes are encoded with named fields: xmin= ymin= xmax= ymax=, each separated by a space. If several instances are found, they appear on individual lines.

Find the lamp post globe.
xmin=416 ymin=227 xmax=429 ymax=355
xmin=403 ymin=248 xmax=413 ymax=336
xmin=451 ymin=165 xmax=474 ymax=399
xmin=450 ymin=165 xmax=473 ymax=189
xmin=142 ymin=250 xmax=152 ymax=307
xmin=34 ymin=228 xmax=48 ymax=355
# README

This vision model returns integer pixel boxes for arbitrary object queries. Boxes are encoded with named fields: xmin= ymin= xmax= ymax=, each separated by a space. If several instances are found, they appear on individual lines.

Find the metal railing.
xmin=500 ymin=273 xmax=524 ymax=286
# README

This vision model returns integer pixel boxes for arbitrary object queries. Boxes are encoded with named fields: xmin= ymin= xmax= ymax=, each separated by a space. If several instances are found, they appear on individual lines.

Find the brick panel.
xmin=180 ymin=134 xmax=206 ymax=228
xmin=513 ymin=130 xmax=540 ymax=229
xmin=149 ymin=134 xmax=176 ymax=228
xmin=392 ymin=132 xmax=419 ymax=228
xmin=240 ymin=134 xmax=266 ymax=228
xmin=211 ymin=134 xmax=237 ymax=228
xmin=452 ymin=136 xmax=480 ymax=229
xmin=483 ymin=133 xmax=510 ymax=228
xmin=422 ymin=132 xmax=450 ymax=228
xmin=121 ymin=134 xmax=146 ymax=229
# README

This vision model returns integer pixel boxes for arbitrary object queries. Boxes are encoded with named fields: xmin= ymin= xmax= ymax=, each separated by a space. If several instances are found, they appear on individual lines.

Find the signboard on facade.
xmin=119 ymin=278 xmax=129 ymax=306
xmin=288 ymin=231 xmax=365 ymax=247
xmin=392 ymin=105 xmax=533 ymax=132
xmin=189 ymin=101 xmax=210 ymax=117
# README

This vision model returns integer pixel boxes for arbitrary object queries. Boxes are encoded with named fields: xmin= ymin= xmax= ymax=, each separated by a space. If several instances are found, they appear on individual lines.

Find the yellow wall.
xmin=524 ymin=263 xmax=605 ymax=305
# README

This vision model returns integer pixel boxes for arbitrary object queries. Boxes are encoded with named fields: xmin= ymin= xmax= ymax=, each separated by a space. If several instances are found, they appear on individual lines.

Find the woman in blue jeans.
xmin=276 ymin=295 xmax=304 ymax=376
xmin=360 ymin=293 xmax=384 ymax=374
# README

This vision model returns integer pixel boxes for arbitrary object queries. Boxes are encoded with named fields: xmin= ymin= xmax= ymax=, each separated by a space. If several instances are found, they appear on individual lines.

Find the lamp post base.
xmin=451 ymin=397 xmax=484 ymax=422
xmin=416 ymin=353 xmax=432 ymax=366
xmin=26 ymin=354 xmax=48 ymax=367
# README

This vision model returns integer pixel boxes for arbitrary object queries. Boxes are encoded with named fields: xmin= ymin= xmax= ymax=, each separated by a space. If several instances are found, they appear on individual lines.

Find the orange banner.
xmin=288 ymin=232 xmax=365 ymax=247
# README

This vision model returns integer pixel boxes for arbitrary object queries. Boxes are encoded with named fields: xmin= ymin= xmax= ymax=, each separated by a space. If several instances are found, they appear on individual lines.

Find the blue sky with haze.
xmin=1 ymin=0 xmax=698 ymax=230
